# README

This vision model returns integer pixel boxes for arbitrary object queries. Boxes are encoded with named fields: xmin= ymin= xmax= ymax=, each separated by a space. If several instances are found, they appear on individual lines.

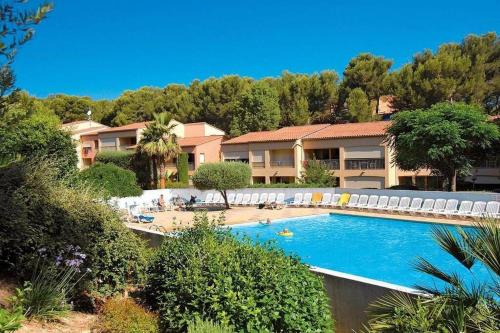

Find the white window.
xmin=199 ymin=153 xmax=205 ymax=164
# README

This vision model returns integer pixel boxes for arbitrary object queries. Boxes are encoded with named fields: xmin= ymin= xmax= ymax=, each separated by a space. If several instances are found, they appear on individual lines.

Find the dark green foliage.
xmin=0 ymin=161 xmax=148 ymax=296
xmin=95 ymin=151 xmax=134 ymax=169
xmin=346 ymin=88 xmax=376 ymax=122
xmin=192 ymin=162 xmax=251 ymax=208
xmin=300 ymin=160 xmax=337 ymax=187
xmin=0 ymin=118 xmax=78 ymax=178
xmin=77 ymin=162 xmax=143 ymax=198
xmin=386 ymin=102 xmax=499 ymax=191
xmin=177 ymin=152 xmax=189 ymax=184
xmin=145 ymin=214 xmax=334 ymax=332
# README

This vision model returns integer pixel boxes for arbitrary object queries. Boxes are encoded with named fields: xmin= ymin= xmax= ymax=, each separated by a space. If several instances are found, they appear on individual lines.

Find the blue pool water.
xmin=231 ymin=213 xmax=492 ymax=289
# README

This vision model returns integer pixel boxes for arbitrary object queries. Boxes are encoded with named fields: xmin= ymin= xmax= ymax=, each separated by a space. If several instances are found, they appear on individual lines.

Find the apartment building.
xmin=65 ymin=120 xmax=225 ymax=175
xmin=222 ymin=121 xmax=500 ymax=189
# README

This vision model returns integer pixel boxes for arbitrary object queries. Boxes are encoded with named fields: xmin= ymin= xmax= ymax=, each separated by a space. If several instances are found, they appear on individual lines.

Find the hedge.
xmin=95 ymin=151 xmax=134 ymax=169
xmin=177 ymin=152 xmax=189 ymax=184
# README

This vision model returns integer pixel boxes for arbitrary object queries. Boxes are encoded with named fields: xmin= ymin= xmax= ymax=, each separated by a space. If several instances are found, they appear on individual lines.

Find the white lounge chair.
xmin=227 ymin=193 xmax=236 ymax=205
xmin=353 ymin=195 xmax=369 ymax=209
xmin=203 ymin=192 xmax=214 ymax=205
xmin=361 ymin=195 xmax=379 ymax=209
xmin=268 ymin=193 xmax=277 ymax=203
xmin=346 ymin=194 xmax=360 ymax=208
xmin=450 ymin=200 xmax=473 ymax=217
xmin=431 ymin=199 xmax=447 ymax=215
xmin=484 ymin=201 xmax=500 ymax=218
xmin=301 ymin=193 xmax=313 ymax=207
xmin=395 ymin=197 xmax=411 ymax=213
xmin=407 ymin=198 xmax=423 ymax=214
xmin=418 ymin=199 xmax=436 ymax=215
xmin=241 ymin=193 xmax=252 ymax=206
xmin=289 ymin=193 xmax=303 ymax=207
xmin=318 ymin=193 xmax=332 ymax=207
xmin=374 ymin=196 xmax=389 ymax=210
xmin=211 ymin=192 xmax=222 ymax=206
xmin=329 ymin=193 xmax=341 ymax=207
xmin=436 ymin=199 xmax=458 ymax=216
xmin=467 ymin=201 xmax=486 ymax=218
xmin=258 ymin=193 xmax=269 ymax=205
xmin=382 ymin=196 xmax=400 ymax=211
xmin=233 ymin=193 xmax=244 ymax=206
xmin=276 ymin=193 xmax=285 ymax=206
xmin=249 ymin=193 xmax=260 ymax=206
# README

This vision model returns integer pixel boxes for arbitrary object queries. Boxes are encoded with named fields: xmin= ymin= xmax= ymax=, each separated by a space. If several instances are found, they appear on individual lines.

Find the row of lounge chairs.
xmin=344 ymin=194 xmax=499 ymax=218
xmin=201 ymin=192 xmax=286 ymax=207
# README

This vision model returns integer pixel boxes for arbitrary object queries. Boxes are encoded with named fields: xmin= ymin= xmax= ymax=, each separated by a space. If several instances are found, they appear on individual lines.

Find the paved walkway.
xmin=127 ymin=206 xmax=476 ymax=232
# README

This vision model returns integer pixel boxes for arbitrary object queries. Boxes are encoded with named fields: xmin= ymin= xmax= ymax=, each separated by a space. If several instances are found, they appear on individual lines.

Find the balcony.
xmin=188 ymin=162 xmax=195 ymax=170
xmin=303 ymin=159 xmax=339 ymax=170
xmin=475 ymin=158 xmax=499 ymax=169
xmin=345 ymin=159 xmax=385 ymax=170
xmin=252 ymin=162 xmax=265 ymax=168
xmin=270 ymin=160 xmax=294 ymax=167
xmin=82 ymin=147 xmax=95 ymax=159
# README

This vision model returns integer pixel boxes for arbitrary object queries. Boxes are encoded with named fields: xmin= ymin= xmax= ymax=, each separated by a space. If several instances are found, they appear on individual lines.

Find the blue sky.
xmin=13 ymin=0 xmax=500 ymax=99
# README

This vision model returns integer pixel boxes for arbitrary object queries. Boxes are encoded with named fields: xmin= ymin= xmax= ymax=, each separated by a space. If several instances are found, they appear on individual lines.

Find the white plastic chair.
xmin=227 ymin=193 xmax=236 ymax=205
xmin=233 ymin=193 xmax=244 ymax=206
xmin=212 ymin=192 xmax=222 ymax=206
xmin=346 ymin=194 xmax=360 ymax=208
xmin=330 ymin=193 xmax=341 ymax=207
xmin=451 ymin=200 xmax=473 ymax=217
xmin=437 ymin=199 xmax=458 ymax=216
xmin=408 ymin=198 xmax=423 ymax=214
xmin=249 ymin=193 xmax=259 ymax=205
xmin=374 ymin=196 xmax=389 ymax=210
xmin=319 ymin=193 xmax=332 ymax=207
xmin=431 ymin=199 xmax=447 ymax=215
xmin=290 ymin=193 xmax=303 ymax=207
xmin=395 ymin=197 xmax=411 ymax=213
xmin=354 ymin=195 xmax=369 ymax=208
xmin=382 ymin=196 xmax=400 ymax=211
xmin=467 ymin=201 xmax=486 ymax=218
xmin=276 ymin=193 xmax=285 ymax=206
xmin=241 ymin=193 xmax=252 ymax=206
xmin=203 ymin=192 xmax=214 ymax=205
xmin=419 ymin=199 xmax=436 ymax=215
xmin=268 ymin=193 xmax=277 ymax=203
xmin=485 ymin=201 xmax=500 ymax=218
xmin=258 ymin=193 xmax=269 ymax=204
xmin=362 ymin=195 xmax=379 ymax=209
xmin=301 ymin=193 xmax=313 ymax=207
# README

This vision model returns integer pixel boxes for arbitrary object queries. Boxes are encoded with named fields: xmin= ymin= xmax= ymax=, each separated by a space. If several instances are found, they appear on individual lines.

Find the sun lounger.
xmin=233 ymin=193 xmax=244 ymax=206
xmin=227 ymin=193 xmax=236 ymax=205
xmin=289 ymin=193 xmax=303 ymax=207
xmin=346 ymin=194 xmax=360 ymax=208
xmin=381 ymin=196 xmax=400 ymax=211
xmin=484 ymin=201 xmax=500 ymax=218
xmin=352 ymin=194 xmax=368 ymax=209
xmin=258 ymin=193 xmax=269 ymax=205
xmin=395 ymin=197 xmax=411 ymax=213
xmin=301 ymin=193 xmax=313 ymax=207
xmin=276 ymin=193 xmax=285 ymax=207
xmin=203 ymin=192 xmax=214 ymax=205
xmin=249 ymin=193 xmax=260 ymax=206
xmin=450 ymin=200 xmax=472 ymax=217
xmin=360 ymin=195 xmax=379 ymax=209
xmin=418 ymin=199 xmax=435 ymax=215
xmin=212 ymin=192 xmax=222 ymax=206
xmin=241 ymin=193 xmax=251 ymax=206
xmin=311 ymin=192 xmax=323 ymax=206
xmin=268 ymin=193 xmax=277 ymax=203
xmin=407 ymin=198 xmax=423 ymax=214
xmin=466 ymin=201 xmax=486 ymax=218
xmin=130 ymin=205 xmax=154 ymax=223
xmin=430 ymin=199 xmax=446 ymax=215
xmin=373 ymin=196 xmax=389 ymax=210
xmin=318 ymin=193 xmax=332 ymax=207
xmin=330 ymin=193 xmax=342 ymax=207
xmin=435 ymin=199 xmax=458 ymax=216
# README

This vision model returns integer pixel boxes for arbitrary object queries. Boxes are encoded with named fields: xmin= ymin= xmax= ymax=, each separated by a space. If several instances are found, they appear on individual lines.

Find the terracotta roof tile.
xmin=97 ymin=122 xmax=149 ymax=133
xmin=222 ymin=124 xmax=330 ymax=144
xmin=177 ymin=135 xmax=223 ymax=147
xmin=303 ymin=121 xmax=390 ymax=140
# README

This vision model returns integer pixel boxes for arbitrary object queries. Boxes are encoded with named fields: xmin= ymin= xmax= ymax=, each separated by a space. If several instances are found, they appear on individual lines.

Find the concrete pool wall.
xmin=129 ymin=226 xmax=420 ymax=333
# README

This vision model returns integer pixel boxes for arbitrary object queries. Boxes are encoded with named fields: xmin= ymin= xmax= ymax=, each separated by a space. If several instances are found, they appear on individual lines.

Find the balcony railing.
xmin=270 ymin=160 xmax=294 ymax=167
xmin=252 ymin=162 xmax=265 ymax=168
xmin=303 ymin=159 xmax=339 ymax=170
xmin=81 ymin=147 xmax=95 ymax=158
xmin=188 ymin=162 xmax=195 ymax=170
xmin=345 ymin=159 xmax=385 ymax=170
xmin=475 ymin=158 xmax=499 ymax=169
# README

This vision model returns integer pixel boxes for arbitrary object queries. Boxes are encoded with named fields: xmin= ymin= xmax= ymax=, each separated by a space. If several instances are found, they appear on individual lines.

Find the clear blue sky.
xmin=13 ymin=0 xmax=500 ymax=100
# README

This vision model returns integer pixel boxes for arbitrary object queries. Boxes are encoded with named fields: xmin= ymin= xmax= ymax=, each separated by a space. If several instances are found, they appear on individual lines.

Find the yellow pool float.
xmin=277 ymin=230 xmax=293 ymax=237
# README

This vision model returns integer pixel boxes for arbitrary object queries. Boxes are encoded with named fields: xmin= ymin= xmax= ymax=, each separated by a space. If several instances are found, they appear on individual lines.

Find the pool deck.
xmin=127 ymin=206 xmax=477 ymax=232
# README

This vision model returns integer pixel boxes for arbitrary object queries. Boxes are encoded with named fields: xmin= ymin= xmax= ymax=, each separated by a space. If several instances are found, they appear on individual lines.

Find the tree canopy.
xmin=386 ymin=102 xmax=499 ymax=191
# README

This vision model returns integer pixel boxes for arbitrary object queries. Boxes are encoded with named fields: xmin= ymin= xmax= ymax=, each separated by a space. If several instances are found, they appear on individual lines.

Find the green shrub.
xmin=97 ymin=297 xmax=158 ymax=333
xmin=165 ymin=180 xmax=190 ymax=189
xmin=249 ymin=183 xmax=332 ymax=188
xmin=95 ymin=151 xmax=134 ymax=169
xmin=177 ymin=152 xmax=189 ymax=184
xmin=187 ymin=318 xmax=234 ymax=333
xmin=77 ymin=162 xmax=143 ymax=198
xmin=145 ymin=213 xmax=333 ymax=332
xmin=0 ymin=161 xmax=148 ymax=297
xmin=0 ymin=308 xmax=23 ymax=333
xmin=300 ymin=160 xmax=337 ymax=187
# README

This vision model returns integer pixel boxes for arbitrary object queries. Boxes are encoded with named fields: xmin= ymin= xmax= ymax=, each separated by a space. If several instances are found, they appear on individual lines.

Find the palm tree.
xmin=138 ymin=113 xmax=181 ymax=189
xmin=365 ymin=218 xmax=499 ymax=332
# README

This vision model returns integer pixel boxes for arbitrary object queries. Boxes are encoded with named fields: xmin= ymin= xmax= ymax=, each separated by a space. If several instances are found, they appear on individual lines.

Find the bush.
xmin=187 ymin=318 xmax=234 ymax=333
xmin=145 ymin=213 xmax=333 ymax=332
xmin=300 ymin=160 xmax=337 ymax=187
xmin=95 ymin=151 xmax=134 ymax=169
xmin=165 ymin=180 xmax=190 ymax=189
xmin=177 ymin=152 xmax=189 ymax=184
xmin=0 ymin=161 xmax=148 ymax=297
xmin=0 ymin=308 xmax=23 ymax=333
xmin=97 ymin=297 xmax=158 ymax=333
xmin=77 ymin=162 xmax=143 ymax=198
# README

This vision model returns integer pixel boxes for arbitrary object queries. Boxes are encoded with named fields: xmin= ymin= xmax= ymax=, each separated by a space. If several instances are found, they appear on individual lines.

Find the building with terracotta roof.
xmin=68 ymin=120 xmax=225 ymax=177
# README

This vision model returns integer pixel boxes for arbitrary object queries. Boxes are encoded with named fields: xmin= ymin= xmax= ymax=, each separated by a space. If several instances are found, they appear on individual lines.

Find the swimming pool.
xmin=231 ymin=213 xmax=491 ymax=289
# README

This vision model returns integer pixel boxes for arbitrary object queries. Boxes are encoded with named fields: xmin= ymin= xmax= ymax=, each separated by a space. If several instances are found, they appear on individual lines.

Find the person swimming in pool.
xmin=259 ymin=218 xmax=272 ymax=225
